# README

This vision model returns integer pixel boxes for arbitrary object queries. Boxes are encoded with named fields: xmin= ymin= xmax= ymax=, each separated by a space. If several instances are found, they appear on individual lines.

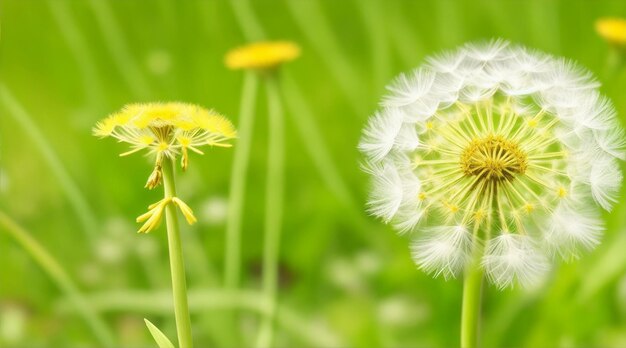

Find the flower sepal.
xmin=136 ymin=196 xmax=197 ymax=233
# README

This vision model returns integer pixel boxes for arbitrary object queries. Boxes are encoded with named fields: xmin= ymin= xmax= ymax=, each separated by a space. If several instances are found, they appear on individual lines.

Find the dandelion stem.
xmin=161 ymin=158 xmax=193 ymax=348
xmin=256 ymin=74 xmax=284 ymax=348
xmin=225 ymin=71 xmax=259 ymax=291
xmin=0 ymin=211 xmax=115 ymax=347
xmin=460 ymin=240 xmax=484 ymax=348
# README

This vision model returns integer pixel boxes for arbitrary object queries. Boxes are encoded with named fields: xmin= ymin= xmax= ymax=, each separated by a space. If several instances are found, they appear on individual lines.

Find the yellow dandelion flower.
xmin=596 ymin=17 xmax=626 ymax=46
xmin=225 ymin=41 xmax=301 ymax=70
xmin=94 ymin=102 xmax=236 ymax=187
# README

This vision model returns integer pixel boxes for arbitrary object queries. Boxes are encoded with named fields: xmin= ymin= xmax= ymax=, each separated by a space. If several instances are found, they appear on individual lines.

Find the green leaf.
xmin=144 ymin=318 xmax=176 ymax=348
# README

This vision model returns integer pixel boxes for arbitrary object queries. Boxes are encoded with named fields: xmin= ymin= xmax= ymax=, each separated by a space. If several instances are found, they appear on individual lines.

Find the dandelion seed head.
xmin=360 ymin=39 xmax=624 ymax=288
xmin=225 ymin=41 xmax=301 ymax=70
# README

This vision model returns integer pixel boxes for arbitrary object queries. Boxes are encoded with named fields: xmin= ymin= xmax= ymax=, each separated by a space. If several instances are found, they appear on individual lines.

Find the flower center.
xmin=460 ymin=135 xmax=527 ymax=183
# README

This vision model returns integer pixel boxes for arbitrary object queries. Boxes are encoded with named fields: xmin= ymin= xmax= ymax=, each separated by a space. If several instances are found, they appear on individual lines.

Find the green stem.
xmin=161 ymin=158 xmax=193 ymax=348
xmin=461 ymin=254 xmax=484 ymax=348
xmin=225 ymin=71 xmax=259 ymax=290
xmin=0 ymin=211 xmax=115 ymax=347
xmin=255 ymin=75 xmax=284 ymax=348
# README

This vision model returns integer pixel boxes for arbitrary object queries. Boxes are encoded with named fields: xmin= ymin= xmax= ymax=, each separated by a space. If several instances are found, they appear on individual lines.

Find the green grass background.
xmin=2 ymin=0 xmax=626 ymax=347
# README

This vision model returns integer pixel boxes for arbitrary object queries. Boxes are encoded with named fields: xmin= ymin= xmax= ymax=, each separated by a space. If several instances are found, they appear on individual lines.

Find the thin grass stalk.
xmin=356 ymin=0 xmax=391 ymax=94
xmin=0 ymin=211 xmax=115 ymax=347
xmin=0 ymin=86 xmax=99 ymax=240
xmin=230 ymin=0 xmax=266 ymax=41
xmin=284 ymin=0 xmax=367 ymax=116
xmin=387 ymin=0 xmax=426 ymax=67
xmin=85 ymin=0 xmax=150 ymax=97
xmin=59 ymin=289 xmax=343 ymax=348
xmin=46 ymin=0 xmax=104 ymax=109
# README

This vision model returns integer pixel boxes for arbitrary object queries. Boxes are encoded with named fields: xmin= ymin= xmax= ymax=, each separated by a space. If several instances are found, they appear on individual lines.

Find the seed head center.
xmin=460 ymin=135 xmax=527 ymax=183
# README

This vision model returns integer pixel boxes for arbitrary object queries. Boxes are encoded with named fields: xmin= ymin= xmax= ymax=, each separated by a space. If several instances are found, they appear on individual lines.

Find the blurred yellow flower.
xmin=94 ymin=102 xmax=236 ymax=187
xmin=225 ymin=41 xmax=301 ymax=70
xmin=596 ymin=17 xmax=626 ymax=46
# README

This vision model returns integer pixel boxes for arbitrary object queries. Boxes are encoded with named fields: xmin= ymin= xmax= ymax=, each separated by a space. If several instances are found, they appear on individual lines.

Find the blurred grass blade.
xmin=0 ymin=211 xmax=115 ymax=347
xmin=85 ymin=0 xmax=150 ymax=97
xmin=0 ymin=85 xmax=99 ymax=240
xmin=284 ymin=0 xmax=367 ymax=116
xmin=46 ymin=0 xmax=104 ymax=108
xmin=576 ymin=226 xmax=626 ymax=302
xmin=277 ymin=74 xmax=385 ymax=245
xmin=356 ymin=0 xmax=391 ymax=93
xmin=387 ymin=1 xmax=426 ymax=67
xmin=230 ymin=0 xmax=266 ymax=41
xmin=145 ymin=319 xmax=176 ymax=348
xmin=282 ymin=73 xmax=355 ymax=208
xmin=59 ymin=289 xmax=343 ymax=348
xmin=434 ymin=0 xmax=463 ymax=46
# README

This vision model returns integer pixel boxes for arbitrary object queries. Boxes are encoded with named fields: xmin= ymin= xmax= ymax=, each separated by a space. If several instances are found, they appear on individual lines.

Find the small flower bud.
xmin=145 ymin=166 xmax=162 ymax=190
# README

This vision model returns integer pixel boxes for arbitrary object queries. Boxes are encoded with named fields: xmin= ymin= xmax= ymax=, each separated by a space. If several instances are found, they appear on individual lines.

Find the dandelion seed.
xmin=360 ymin=39 xmax=624 ymax=289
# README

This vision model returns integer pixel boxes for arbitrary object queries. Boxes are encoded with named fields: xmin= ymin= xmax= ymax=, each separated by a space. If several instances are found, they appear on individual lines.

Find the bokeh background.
xmin=2 ymin=0 xmax=626 ymax=347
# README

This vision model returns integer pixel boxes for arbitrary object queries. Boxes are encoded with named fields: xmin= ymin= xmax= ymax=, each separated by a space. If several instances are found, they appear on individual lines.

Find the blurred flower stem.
xmin=46 ymin=0 xmax=104 ymax=109
xmin=229 ymin=1 xmax=383 ymax=248
xmin=0 ymin=86 xmax=99 ymax=241
xmin=0 ymin=211 xmax=115 ymax=347
xmin=461 ymin=231 xmax=484 ymax=348
xmin=222 ymin=70 xmax=258 ymax=347
xmin=161 ymin=158 xmax=193 ymax=348
xmin=256 ymin=74 xmax=285 ymax=348
xmin=225 ymin=71 xmax=259 ymax=291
